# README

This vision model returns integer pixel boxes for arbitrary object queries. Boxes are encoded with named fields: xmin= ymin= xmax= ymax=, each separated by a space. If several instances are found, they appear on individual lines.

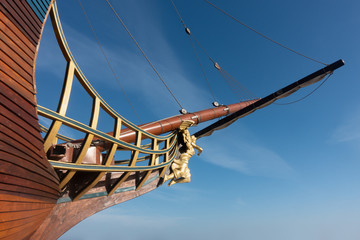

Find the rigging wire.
xmin=170 ymin=0 xmax=257 ymax=103
xmin=218 ymin=69 xmax=247 ymax=101
xmin=275 ymin=72 xmax=333 ymax=105
xmin=104 ymin=0 xmax=184 ymax=110
xmin=189 ymin=30 xmax=218 ymax=103
xmin=192 ymin=33 xmax=258 ymax=100
xmin=170 ymin=0 xmax=186 ymax=28
xmin=220 ymin=67 xmax=258 ymax=100
xmin=204 ymin=0 xmax=328 ymax=66
xmin=77 ymin=0 xmax=142 ymax=123
xmin=170 ymin=0 xmax=217 ymax=103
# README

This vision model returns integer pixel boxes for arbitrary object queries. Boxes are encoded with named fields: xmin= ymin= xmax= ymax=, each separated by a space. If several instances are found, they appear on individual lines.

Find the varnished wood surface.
xmin=0 ymin=0 xmax=41 ymax=45
xmin=0 ymin=0 xmax=59 ymax=239
xmin=1 ymin=1 xmax=168 ymax=239
xmin=30 ymin=171 xmax=162 ymax=240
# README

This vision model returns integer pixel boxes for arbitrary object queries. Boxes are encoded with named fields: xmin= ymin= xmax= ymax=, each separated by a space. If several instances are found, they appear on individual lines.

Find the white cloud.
xmin=144 ymin=183 xmax=208 ymax=204
xmin=234 ymin=197 xmax=246 ymax=206
xmin=199 ymin=133 xmax=294 ymax=179
xmin=332 ymin=108 xmax=360 ymax=143
xmin=37 ymin=13 xmax=212 ymax=122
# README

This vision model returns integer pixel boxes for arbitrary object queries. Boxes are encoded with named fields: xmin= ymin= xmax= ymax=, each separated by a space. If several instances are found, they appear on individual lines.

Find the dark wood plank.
xmin=0 ymin=215 xmax=46 ymax=240
xmin=0 ymin=11 xmax=36 ymax=54
xmin=0 ymin=206 xmax=52 ymax=223
xmin=0 ymin=41 xmax=33 ymax=80
xmin=0 ymin=182 xmax=58 ymax=201
xmin=0 ymin=31 xmax=33 ymax=66
xmin=0 ymin=131 xmax=45 ymax=166
xmin=0 ymin=85 xmax=38 ymax=122
xmin=0 ymin=51 xmax=32 ymax=84
xmin=14 ymin=0 xmax=42 ymax=29
xmin=0 ymin=150 xmax=60 ymax=188
xmin=0 ymin=192 xmax=55 ymax=239
xmin=0 ymin=163 xmax=59 ymax=197
xmin=0 ymin=141 xmax=58 ymax=183
xmin=0 ymin=125 xmax=45 ymax=164
xmin=0 ymin=39 xmax=33 ymax=75
xmin=0 ymin=103 xmax=41 ymax=136
xmin=36 ymin=0 xmax=48 ymax=14
xmin=6 ymin=0 xmax=41 ymax=36
xmin=0 ymin=201 xmax=53 ymax=212
xmin=0 ymin=116 xmax=47 ymax=156
xmin=0 ymin=140 xmax=48 ymax=173
xmin=0 ymin=210 xmax=51 ymax=232
xmin=0 ymin=145 xmax=48 ymax=176
xmin=1 ymin=114 xmax=44 ymax=151
xmin=0 ymin=2 xmax=39 ymax=44
xmin=0 ymin=191 xmax=55 ymax=203
xmin=0 ymin=65 xmax=34 ymax=96
xmin=0 ymin=123 xmax=43 ymax=161
xmin=0 ymin=180 xmax=58 ymax=200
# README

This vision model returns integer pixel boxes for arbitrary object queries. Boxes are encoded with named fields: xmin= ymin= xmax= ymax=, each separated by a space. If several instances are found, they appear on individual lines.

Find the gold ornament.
xmin=163 ymin=120 xmax=203 ymax=186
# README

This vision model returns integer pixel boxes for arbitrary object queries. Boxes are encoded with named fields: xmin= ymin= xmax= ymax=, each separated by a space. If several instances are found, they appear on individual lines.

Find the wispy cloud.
xmin=37 ymin=12 xmax=212 ymax=121
xmin=234 ymin=196 xmax=246 ymax=206
xmin=199 ymin=132 xmax=294 ymax=179
xmin=332 ymin=108 xmax=360 ymax=143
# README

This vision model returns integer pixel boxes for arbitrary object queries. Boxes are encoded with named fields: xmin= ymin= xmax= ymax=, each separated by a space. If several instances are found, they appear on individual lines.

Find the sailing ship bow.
xmin=0 ymin=0 xmax=345 ymax=238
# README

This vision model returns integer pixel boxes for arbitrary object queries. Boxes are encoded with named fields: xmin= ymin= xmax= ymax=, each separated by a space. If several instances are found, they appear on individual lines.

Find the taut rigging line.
xmin=170 ymin=0 xmax=257 ymax=102
xmin=105 ymin=0 xmax=185 ymax=111
xmin=204 ymin=0 xmax=327 ymax=66
xmin=77 ymin=0 xmax=141 ymax=123
xmin=170 ymin=0 xmax=217 ymax=104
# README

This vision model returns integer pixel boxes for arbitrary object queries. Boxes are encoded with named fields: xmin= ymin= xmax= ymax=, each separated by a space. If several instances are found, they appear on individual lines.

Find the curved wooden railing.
xmin=37 ymin=2 xmax=178 ymax=201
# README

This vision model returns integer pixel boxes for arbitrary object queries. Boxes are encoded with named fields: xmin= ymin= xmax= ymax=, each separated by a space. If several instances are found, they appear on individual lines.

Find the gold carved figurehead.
xmin=163 ymin=120 xmax=203 ymax=186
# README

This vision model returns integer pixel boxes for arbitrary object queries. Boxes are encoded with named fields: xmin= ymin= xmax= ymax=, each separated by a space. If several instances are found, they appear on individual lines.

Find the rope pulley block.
xmin=214 ymin=62 xmax=221 ymax=70
xmin=179 ymin=108 xmax=188 ymax=114
xmin=185 ymin=27 xmax=191 ymax=35
xmin=212 ymin=101 xmax=220 ymax=107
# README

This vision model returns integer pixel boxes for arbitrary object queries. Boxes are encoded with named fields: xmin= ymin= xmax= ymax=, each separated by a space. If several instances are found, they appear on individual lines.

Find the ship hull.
xmin=29 ymin=170 xmax=161 ymax=239
xmin=0 ymin=0 xmax=60 ymax=239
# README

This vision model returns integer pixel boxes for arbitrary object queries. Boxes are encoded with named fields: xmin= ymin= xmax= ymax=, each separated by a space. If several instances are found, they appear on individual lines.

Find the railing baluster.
xmin=59 ymin=98 xmax=100 ymax=190
xmin=72 ymin=117 xmax=122 ymax=201
xmin=41 ymin=3 xmax=179 ymax=200
xmin=159 ymin=138 xmax=171 ymax=179
xmin=135 ymin=138 xmax=158 ymax=190
xmin=107 ymin=131 xmax=142 ymax=196
xmin=43 ymin=61 xmax=75 ymax=152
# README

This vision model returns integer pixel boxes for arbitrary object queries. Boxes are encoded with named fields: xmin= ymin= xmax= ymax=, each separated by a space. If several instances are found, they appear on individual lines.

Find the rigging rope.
xmin=192 ymin=33 xmax=258 ymax=101
xmin=77 ymin=0 xmax=141 ymax=123
xmin=275 ymin=72 xmax=333 ymax=105
xmin=170 ymin=0 xmax=217 ymax=103
xmin=218 ymin=69 xmax=246 ymax=101
xmin=105 ymin=0 xmax=184 ymax=110
xmin=204 ymin=0 xmax=328 ymax=66
xmin=170 ymin=0 xmax=186 ymax=28
xmin=170 ymin=0 xmax=258 ymax=104
xmin=219 ymin=67 xmax=258 ymax=100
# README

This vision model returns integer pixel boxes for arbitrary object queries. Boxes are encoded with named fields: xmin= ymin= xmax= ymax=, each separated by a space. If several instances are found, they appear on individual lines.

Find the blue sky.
xmin=35 ymin=0 xmax=360 ymax=239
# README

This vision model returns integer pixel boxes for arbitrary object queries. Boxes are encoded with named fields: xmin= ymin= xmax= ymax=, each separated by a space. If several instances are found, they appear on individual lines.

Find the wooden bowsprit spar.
xmin=194 ymin=59 xmax=345 ymax=139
